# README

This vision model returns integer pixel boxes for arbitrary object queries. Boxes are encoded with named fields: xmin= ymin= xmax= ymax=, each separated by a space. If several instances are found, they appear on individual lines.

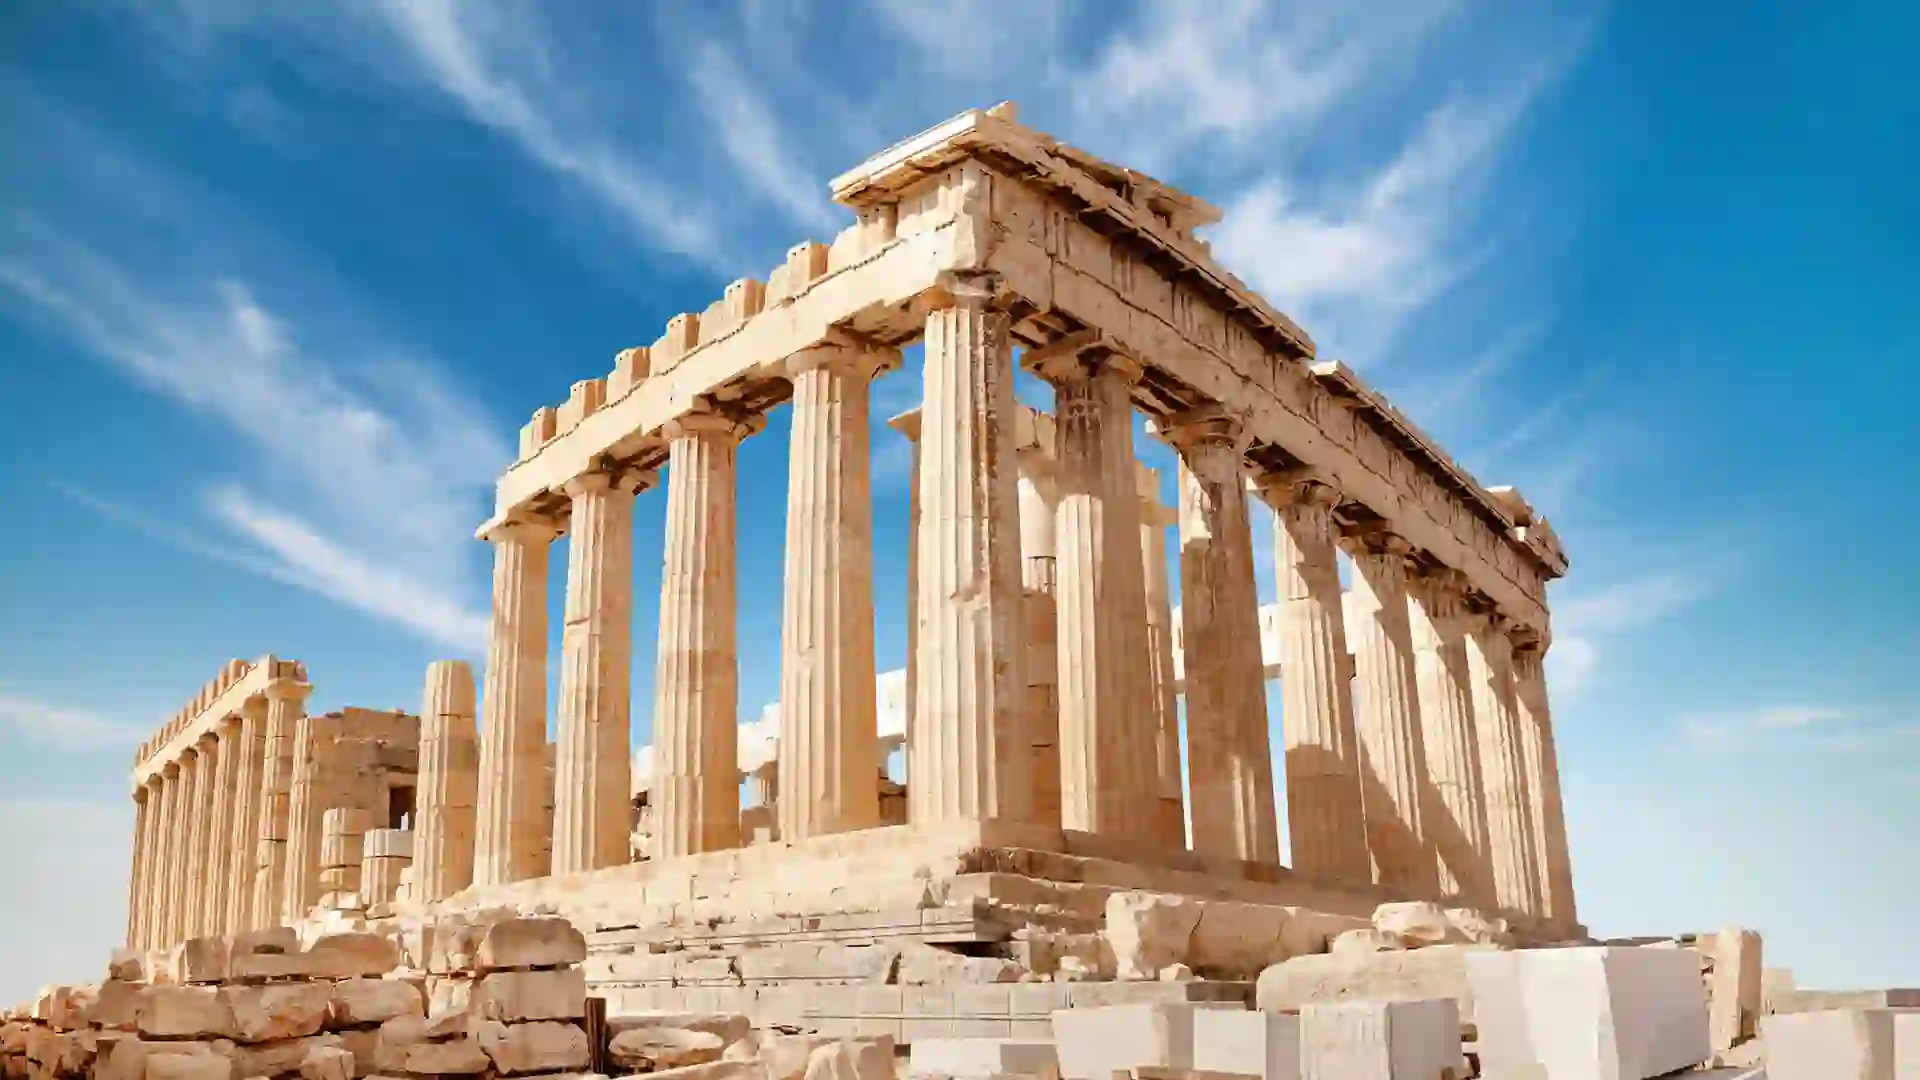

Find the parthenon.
xmin=40 ymin=101 xmax=1809 ymax=1080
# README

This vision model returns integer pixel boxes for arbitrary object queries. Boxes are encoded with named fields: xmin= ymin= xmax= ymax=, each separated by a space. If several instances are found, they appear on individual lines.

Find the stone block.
xmin=1256 ymin=946 xmax=1477 ymax=1021
xmin=611 ymin=1026 xmax=727 ymax=1071
xmin=1370 ymin=903 xmax=1469 ymax=949
xmin=383 ymin=1036 xmax=491 ymax=1074
xmin=473 ymin=968 xmax=587 ymax=1022
xmin=723 ymin=1031 xmax=836 ymax=1080
xmin=87 ymin=981 xmax=143 ymax=1030
xmin=1191 ymin=1008 xmax=1301 ymax=1080
xmin=1050 ymin=1003 xmax=1220 ymax=1079
xmin=644 ymin=1062 xmax=769 ymax=1080
xmin=1468 ymin=947 xmax=1708 ymax=1080
xmin=171 ymin=939 xmax=229 ymax=985
xmin=304 ymin=933 xmax=400 ymax=980
xmin=1297 ymin=1000 xmax=1462 ymax=1080
xmin=908 ymin=1037 xmax=1057 ymax=1078
xmin=898 ymin=945 xmax=1023 ymax=986
xmin=143 ymin=1052 xmax=233 ymax=1080
xmin=802 ymin=1039 xmax=883 ymax=1080
xmin=477 ymin=1019 xmax=591 ymax=1075
xmin=610 ymin=1011 xmax=753 ymax=1046
xmin=1774 ymin=988 xmax=1920 ymax=1014
xmin=428 ymin=975 xmax=475 ymax=1018
xmin=133 ymin=987 xmax=235 ymax=1040
xmin=221 ymin=982 xmax=332 ymax=1043
xmin=1190 ymin=901 xmax=1299 ymax=979
xmin=1106 ymin=893 xmax=1201 ymax=980
xmin=329 ymin=979 xmax=423 ymax=1027
xmin=226 ymin=1033 xmax=345 ymax=1078
xmin=297 ymin=1044 xmax=355 ymax=1080
xmin=1761 ymin=1007 xmax=1912 ymax=1080
xmin=476 ymin=918 xmax=588 ymax=972
xmin=1706 ymin=928 xmax=1763 ymax=1052
xmin=108 ymin=950 xmax=147 ymax=983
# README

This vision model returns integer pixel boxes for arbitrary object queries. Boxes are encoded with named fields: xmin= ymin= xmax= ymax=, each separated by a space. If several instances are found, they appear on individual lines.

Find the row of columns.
xmin=126 ymin=679 xmax=312 ymax=950
xmin=464 ymin=273 xmax=1574 ymax=926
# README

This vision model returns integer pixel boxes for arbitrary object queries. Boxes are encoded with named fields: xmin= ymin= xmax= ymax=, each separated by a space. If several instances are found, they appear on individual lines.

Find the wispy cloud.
xmin=685 ymin=42 xmax=841 ymax=232
xmin=1 ymin=236 xmax=503 ymax=653
xmin=0 ymin=693 xmax=144 ymax=751
xmin=1550 ymin=567 xmax=1718 ymax=701
xmin=1681 ymin=703 xmax=1920 ymax=756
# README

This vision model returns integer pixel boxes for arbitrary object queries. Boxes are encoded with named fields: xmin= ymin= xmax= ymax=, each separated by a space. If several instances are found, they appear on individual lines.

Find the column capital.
xmin=262 ymin=677 xmax=311 ymax=705
xmin=483 ymin=513 xmax=561 ymax=546
xmin=239 ymin=694 xmax=271 ymax=722
xmin=1155 ymin=403 xmax=1252 ymax=455
xmin=783 ymin=338 xmax=899 ymax=381
xmin=886 ymin=407 xmax=922 ymax=443
xmin=1025 ymin=331 xmax=1145 ymax=386
xmin=661 ymin=407 xmax=761 ymax=444
xmin=562 ymin=466 xmax=655 ymax=499
xmin=161 ymin=760 xmax=181 ymax=779
xmin=1342 ymin=524 xmax=1417 ymax=560
xmin=1254 ymin=468 xmax=1342 ymax=511
xmin=1508 ymin=623 xmax=1549 ymax=655
xmin=926 ymin=270 xmax=1007 ymax=311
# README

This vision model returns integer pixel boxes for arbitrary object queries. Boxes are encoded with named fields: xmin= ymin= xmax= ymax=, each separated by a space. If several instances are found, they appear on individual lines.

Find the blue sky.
xmin=2 ymin=1 xmax=1915 ymax=1001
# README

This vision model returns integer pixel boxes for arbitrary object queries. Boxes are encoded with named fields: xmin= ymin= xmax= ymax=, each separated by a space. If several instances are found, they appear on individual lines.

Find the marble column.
xmin=553 ymin=469 xmax=646 ymax=876
xmin=1138 ymin=469 xmax=1187 ymax=849
xmin=1407 ymin=570 xmax=1497 ymax=907
xmin=179 ymin=741 xmax=212 ymax=940
xmin=1344 ymin=533 xmax=1440 ymax=896
xmin=198 ymin=720 xmax=239 ymax=934
xmin=1261 ymin=477 xmax=1371 ymax=883
xmin=224 ymin=697 xmax=267 ymax=932
xmin=779 ymin=346 xmax=884 ymax=842
xmin=1512 ymin=633 xmax=1577 ymax=927
xmin=318 ymin=807 xmax=371 ymax=899
xmin=254 ymin=678 xmax=306 ymax=928
xmin=1016 ymin=448 xmax=1061 ymax=830
xmin=1465 ymin=610 xmax=1544 ymax=918
xmin=476 ymin=517 xmax=558 ymax=887
xmin=126 ymin=783 xmax=153 ymax=948
xmin=153 ymin=764 xmax=182 ymax=945
xmin=360 ymin=829 xmax=412 ymax=908
xmin=887 ymin=410 xmax=924 ymax=772
xmin=281 ymin=708 xmax=326 ymax=923
xmin=1040 ymin=349 xmax=1158 ymax=839
xmin=418 ymin=660 xmax=480 ymax=901
xmin=908 ymin=277 xmax=1031 ymax=826
xmin=1166 ymin=411 xmax=1277 ymax=865
xmin=652 ymin=413 xmax=749 ymax=858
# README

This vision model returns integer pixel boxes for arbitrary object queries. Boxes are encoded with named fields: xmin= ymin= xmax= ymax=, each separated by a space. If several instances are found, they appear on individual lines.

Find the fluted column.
xmin=361 ymin=829 xmax=412 ymax=908
xmin=126 ymin=784 xmax=153 ymax=948
xmin=1407 ymin=570 xmax=1497 ymax=907
xmin=652 ymin=412 xmax=750 ymax=858
xmin=476 ymin=517 xmax=558 ymax=887
xmin=779 ymin=347 xmax=886 ymax=842
xmin=1465 ymin=610 xmax=1543 ymax=918
xmin=1261 ymin=477 xmax=1371 ymax=883
xmin=281 ymin=707 xmax=325 ymax=923
xmin=553 ymin=469 xmax=647 ymax=876
xmin=1017 ymin=449 xmax=1061 ymax=829
xmin=178 ymin=742 xmax=211 ymax=940
xmin=417 ymin=660 xmax=480 ymax=900
xmin=225 ymin=697 xmax=267 ymax=931
xmin=1138 ymin=470 xmax=1187 ymax=849
xmin=1166 ymin=410 xmax=1277 ymax=865
xmin=205 ymin=721 xmax=240 ymax=933
xmin=253 ymin=678 xmax=307 ymax=928
xmin=1040 ymin=348 xmax=1158 ymax=839
xmin=1344 ymin=533 xmax=1440 ymax=897
xmin=909 ymin=277 xmax=1031 ymax=826
xmin=153 ymin=764 xmax=182 ymax=946
xmin=887 ymin=410 xmax=924 ymax=769
xmin=1512 ymin=633 xmax=1577 ymax=927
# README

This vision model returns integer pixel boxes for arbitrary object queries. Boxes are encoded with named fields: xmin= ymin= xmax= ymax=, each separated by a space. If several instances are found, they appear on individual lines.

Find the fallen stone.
xmin=1760 ymin=1007 xmax=1909 ymax=1080
xmin=381 ymin=1036 xmax=491 ymax=1075
xmin=1191 ymin=1008 xmax=1301 ymax=1080
xmin=88 ymin=981 xmax=144 ymax=1031
xmin=896 ymin=943 xmax=1023 ymax=986
xmin=1771 ymin=987 xmax=1920 ymax=1014
xmin=231 ymin=1033 xmax=345 ymax=1079
xmin=296 ymin=1045 xmax=354 ymax=1080
xmin=640 ymin=1061 xmax=769 ymax=1080
xmin=474 ymin=918 xmax=588 ymax=973
xmin=476 ymin=1019 xmax=590 ymax=1075
xmin=1050 ymin=1003 xmax=1222 ymax=1079
xmin=613 ymin=1012 xmax=752 ymax=1047
xmin=722 ymin=1031 xmax=835 ymax=1080
xmin=427 ymin=975 xmax=475 ymax=1018
xmin=1329 ymin=929 xmax=1402 ymax=958
xmin=610 ymin=1025 xmax=726 ymax=1070
xmin=1705 ymin=927 xmax=1762 ymax=1053
xmin=108 ymin=951 xmax=147 ymax=984
xmin=171 ymin=939 xmax=230 ymax=985
xmin=1298 ymin=999 xmax=1462 ymax=1080
xmin=472 ymin=968 xmax=586 ymax=1023
xmin=1443 ymin=908 xmax=1513 ymax=948
xmin=143 ymin=1051 xmax=233 ymax=1080
xmin=303 ymin=934 xmax=400 ymax=981
xmin=1189 ymin=900 xmax=1297 ymax=979
xmin=1256 ymin=946 xmax=1478 ymax=1021
xmin=1469 ymin=946 xmax=1708 ymax=1080
xmin=801 ymin=1041 xmax=866 ymax=1080
xmin=908 ymin=1037 xmax=1057 ymax=1078
xmin=134 ymin=987 xmax=236 ymax=1040
xmin=1105 ymin=893 xmax=1200 ymax=981
xmin=221 ymin=983 xmax=333 ymax=1043
xmin=328 ymin=979 xmax=422 ymax=1027
xmin=1371 ymin=902 xmax=1467 ymax=948
xmin=1158 ymin=963 xmax=1195 ymax=982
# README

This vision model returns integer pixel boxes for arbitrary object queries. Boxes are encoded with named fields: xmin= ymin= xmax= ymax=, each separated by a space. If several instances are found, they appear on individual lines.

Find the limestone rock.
xmin=172 ymin=939 xmax=230 ymax=985
xmin=476 ymin=1019 xmax=590 ymax=1075
xmin=88 ymin=981 xmax=144 ymax=1031
xmin=327 ymin=980 xmax=422 ymax=1027
xmin=642 ymin=1060 xmax=771 ymax=1080
xmin=1278 ymin=910 xmax=1372 ymax=957
xmin=610 ymin=1026 xmax=726 ymax=1070
xmin=1157 ymin=963 xmax=1194 ymax=982
xmin=221 ymin=984 xmax=332 ymax=1043
xmin=231 ymin=1034 xmax=345 ymax=1079
xmin=908 ymin=1038 xmax=1051 ymax=1080
xmin=1371 ymin=902 xmax=1468 ymax=947
xmin=896 ymin=943 xmax=1023 ymax=986
xmin=1189 ymin=899 xmax=1295 ymax=978
xmin=108 ymin=951 xmax=148 ymax=983
xmin=427 ymin=976 xmax=475 ymax=1018
xmin=304 ymin=934 xmax=400 ymax=981
xmin=1330 ymin=929 xmax=1404 ymax=957
xmin=801 ymin=1041 xmax=865 ymax=1080
xmin=296 ymin=1045 xmax=354 ymax=1080
xmin=472 ymin=968 xmax=586 ymax=1023
xmin=721 ymin=1031 xmax=834 ymax=1080
xmin=1104 ymin=893 xmax=1200 ymax=981
xmin=1256 ymin=946 xmax=1479 ymax=1022
xmin=384 ymin=1037 xmax=490 ymax=1075
xmin=1443 ymin=907 xmax=1513 ymax=947
xmin=143 ymin=1051 xmax=234 ymax=1080
xmin=614 ymin=1012 xmax=752 ymax=1047
xmin=134 ymin=987 xmax=236 ymax=1040
xmin=475 ymin=918 xmax=587 ymax=972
